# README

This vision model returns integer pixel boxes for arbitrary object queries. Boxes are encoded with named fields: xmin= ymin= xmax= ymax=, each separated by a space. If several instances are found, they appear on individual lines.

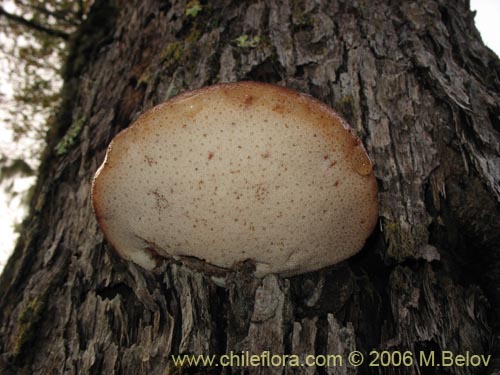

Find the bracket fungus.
xmin=92 ymin=82 xmax=378 ymax=277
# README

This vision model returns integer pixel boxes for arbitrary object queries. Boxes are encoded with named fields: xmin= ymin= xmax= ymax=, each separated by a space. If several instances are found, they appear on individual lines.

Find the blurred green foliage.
xmin=0 ymin=0 xmax=91 ymax=176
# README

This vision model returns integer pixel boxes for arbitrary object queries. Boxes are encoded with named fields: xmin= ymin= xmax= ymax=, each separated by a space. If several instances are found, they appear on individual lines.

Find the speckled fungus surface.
xmin=92 ymin=82 xmax=378 ymax=277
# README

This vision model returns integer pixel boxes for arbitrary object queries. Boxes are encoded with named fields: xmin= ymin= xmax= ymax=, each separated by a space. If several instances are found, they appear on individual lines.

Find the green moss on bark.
xmin=13 ymin=294 xmax=47 ymax=357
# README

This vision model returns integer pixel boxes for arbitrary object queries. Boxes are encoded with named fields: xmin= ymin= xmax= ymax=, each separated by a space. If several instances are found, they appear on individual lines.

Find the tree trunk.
xmin=1 ymin=0 xmax=499 ymax=374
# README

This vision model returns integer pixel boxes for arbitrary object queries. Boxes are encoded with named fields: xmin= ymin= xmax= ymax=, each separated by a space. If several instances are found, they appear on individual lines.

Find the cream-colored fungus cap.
xmin=92 ymin=82 xmax=378 ymax=277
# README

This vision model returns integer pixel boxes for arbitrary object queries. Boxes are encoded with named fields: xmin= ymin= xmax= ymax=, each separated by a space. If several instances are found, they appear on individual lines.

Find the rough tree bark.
xmin=1 ymin=0 xmax=499 ymax=374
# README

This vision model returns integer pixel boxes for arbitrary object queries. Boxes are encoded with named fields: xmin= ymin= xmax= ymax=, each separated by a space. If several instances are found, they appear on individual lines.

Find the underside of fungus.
xmin=92 ymin=82 xmax=378 ymax=277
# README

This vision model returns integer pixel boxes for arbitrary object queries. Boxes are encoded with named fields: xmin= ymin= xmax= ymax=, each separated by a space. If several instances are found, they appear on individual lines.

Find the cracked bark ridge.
xmin=0 ymin=0 xmax=499 ymax=374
